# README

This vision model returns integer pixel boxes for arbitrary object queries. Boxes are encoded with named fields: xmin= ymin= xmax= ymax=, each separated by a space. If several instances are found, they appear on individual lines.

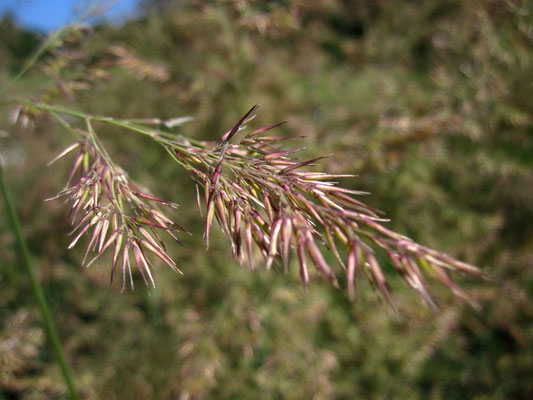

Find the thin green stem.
xmin=0 ymin=164 xmax=81 ymax=400
xmin=0 ymin=28 xmax=66 ymax=97
xmin=86 ymin=117 xmax=118 ymax=171
xmin=0 ymin=0 xmax=106 ymax=97
xmin=50 ymin=112 xmax=85 ymax=140
xmin=1 ymin=100 xmax=207 ymax=155
xmin=25 ymin=101 xmax=203 ymax=150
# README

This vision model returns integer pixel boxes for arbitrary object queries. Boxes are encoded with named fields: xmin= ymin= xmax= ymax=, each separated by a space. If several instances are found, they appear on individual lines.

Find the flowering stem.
xmin=0 ymin=28 xmax=67 ymax=97
xmin=1 ymin=98 xmax=482 ymax=305
xmin=0 ymin=164 xmax=81 ymax=400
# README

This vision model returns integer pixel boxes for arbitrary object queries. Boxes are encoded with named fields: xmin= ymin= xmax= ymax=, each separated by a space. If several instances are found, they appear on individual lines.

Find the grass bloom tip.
xmin=170 ymin=105 xmax=483 ymax=310
xmin=46 ymin=104 xmax=482 ymax=308
xmin=49 ymin=129 xmax=184 ymax=290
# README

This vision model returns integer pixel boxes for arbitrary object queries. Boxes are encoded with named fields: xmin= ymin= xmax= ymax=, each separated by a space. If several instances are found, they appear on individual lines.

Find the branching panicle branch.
xmin=164 ymin=106 xmax=481 ymax=308
xmin=41 ymin=103 xmax=482 ymax=307
xmin=49 ymin=123 xmax=184 ymax=290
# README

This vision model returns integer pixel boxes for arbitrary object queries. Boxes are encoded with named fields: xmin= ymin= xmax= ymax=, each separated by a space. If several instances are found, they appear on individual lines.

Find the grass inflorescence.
xmin=48 ymin=119 xmax=184 ymax=291
xmin=4 ymin=22 xmax=483 ymax=308
xmin=166 ymin=106 xmax=483 ymax=310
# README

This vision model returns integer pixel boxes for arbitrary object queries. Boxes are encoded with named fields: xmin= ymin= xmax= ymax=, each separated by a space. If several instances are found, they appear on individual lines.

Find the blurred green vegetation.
xmin=1 ymin=1 xmax=532 ymax=399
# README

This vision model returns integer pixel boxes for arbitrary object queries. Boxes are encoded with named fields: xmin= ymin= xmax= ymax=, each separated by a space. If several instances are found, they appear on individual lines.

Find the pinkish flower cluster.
xmin=50 ymin=135 xmax=183 ymax=290
xmin=168 ymin=106 xmax=482 ymax=309
xmin=50 ymin=106 xmax=482 ymax=308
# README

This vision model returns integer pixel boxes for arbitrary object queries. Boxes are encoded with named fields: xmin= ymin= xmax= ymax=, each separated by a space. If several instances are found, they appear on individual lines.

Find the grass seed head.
xmin=51 ymin=134 xmax=183 ymax=290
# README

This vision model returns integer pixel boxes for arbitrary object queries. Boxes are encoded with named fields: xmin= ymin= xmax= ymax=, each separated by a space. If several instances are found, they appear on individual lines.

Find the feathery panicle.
xmin=44 ymin=103 xmax=482 ymax=307
xmin=49 ymin=130 xmax=183 ymax=290
xmin=168 ymin=106 xmax=483 ymax=309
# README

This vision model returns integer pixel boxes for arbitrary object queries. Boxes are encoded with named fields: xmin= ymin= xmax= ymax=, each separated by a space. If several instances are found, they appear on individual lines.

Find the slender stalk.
xmin=0 ymin=164 xmax=81 ymax=400
xmin=0 ymin=28 xmax=66 ymax=97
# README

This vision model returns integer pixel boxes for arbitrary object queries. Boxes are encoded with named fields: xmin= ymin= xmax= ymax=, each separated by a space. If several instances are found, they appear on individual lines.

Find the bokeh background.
xmin=1 ymin=0 xmax=532 ymax=399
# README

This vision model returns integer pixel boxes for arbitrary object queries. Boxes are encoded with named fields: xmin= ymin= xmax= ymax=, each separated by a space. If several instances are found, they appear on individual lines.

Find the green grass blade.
xmin=0 ymin=163 xmax=81 ymax=400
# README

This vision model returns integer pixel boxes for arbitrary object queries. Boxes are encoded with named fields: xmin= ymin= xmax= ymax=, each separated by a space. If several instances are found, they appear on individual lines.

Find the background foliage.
xmin=1 ymin=1 xmax=532 ymax=399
